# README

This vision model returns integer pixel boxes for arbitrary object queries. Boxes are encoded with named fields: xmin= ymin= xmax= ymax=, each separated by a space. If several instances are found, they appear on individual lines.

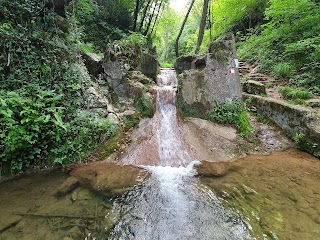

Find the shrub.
xmin=135 ymin=94 xmax=154 ymax=118
xmin=205 ymin=100 xmax=252 ymax=136
xmin=279 ymin=87 xmax=313 ymax=100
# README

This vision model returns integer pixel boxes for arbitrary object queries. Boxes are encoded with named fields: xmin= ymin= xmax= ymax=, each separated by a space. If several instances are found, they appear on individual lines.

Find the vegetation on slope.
xmin=0 ymin=0 xmax=166 ymax=174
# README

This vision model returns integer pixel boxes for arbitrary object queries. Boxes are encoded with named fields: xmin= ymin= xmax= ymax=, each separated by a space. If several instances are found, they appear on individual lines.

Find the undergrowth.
xmin=278 ymin=87 xmax=313 ymax=105
xmin=135 ymin=94 xmax=154 ymax=118
xmin=0 ymin=0 xmax=119 ymax=173
xmin=178 ymin=95 xmax=252 ymax=137
xmin=205 ymin=100 xmax=253 ymax=137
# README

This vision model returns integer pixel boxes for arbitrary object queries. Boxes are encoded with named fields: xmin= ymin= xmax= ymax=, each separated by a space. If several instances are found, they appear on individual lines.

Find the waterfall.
xmin=109 ymin=69 xmax=252 ymax=240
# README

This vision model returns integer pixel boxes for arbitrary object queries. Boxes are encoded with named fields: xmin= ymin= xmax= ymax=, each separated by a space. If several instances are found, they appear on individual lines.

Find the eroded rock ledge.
xmin=244 ymin=93 xmax=320 ymax=158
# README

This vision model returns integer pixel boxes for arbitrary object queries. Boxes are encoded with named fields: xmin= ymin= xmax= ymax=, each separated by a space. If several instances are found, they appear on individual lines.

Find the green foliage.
xmin=178 ymin=95 xmax=203 ymax=118
xmin=278 ymin=87 xmax=313 ymax=102
xmin=123 ymin=115 xmax=139 ymax=131
xmin=205 ymin=100 xmax=253 ymax=136
xmin=135 ymin=95 xmax=154 ymax=118
xmin=118 ymin=32 xmax=147 ymax=47
xmin=272 ymin=63 xmax=294 ymax=79
xmin=265 ymin=82 xmax=275 ymax=88
xmin=211 ymin=0 xmax=268 ymax=39
xmin=0 ymin=0 xmax=119 ymax=173
xmin=237 ymin=0 xmax=320 ymax=94
xmin=161 ymin=63 xmax=174 ymax=68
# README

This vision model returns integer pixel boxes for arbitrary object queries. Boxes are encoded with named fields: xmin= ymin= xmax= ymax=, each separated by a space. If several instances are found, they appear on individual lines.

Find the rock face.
xmin=82 ymin=52 xmax=103 ymax=76
xmin=70 ymin=163 xmax=149 ymax=198
xmin=140 ymin=53 xmax=160 ymax=80
xmin=244 ymin=93 xmax=320 ymax=158
xmin=242 ymin=80 xmax=266 ymax=95
xmin=176 ymin=34 xmax=242 ymax=113
xmin=102 ymin=47 xmax=158 ymax=111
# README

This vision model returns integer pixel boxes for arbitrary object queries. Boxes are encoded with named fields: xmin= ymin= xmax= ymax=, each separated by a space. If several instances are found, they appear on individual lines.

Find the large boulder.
xmin=102 ymin=46 xmax=156 ymax=111
xmin=70 ymin=163 xmax=149 ymax=198
xmin=177 ymin=34 xmax=242 ymax=113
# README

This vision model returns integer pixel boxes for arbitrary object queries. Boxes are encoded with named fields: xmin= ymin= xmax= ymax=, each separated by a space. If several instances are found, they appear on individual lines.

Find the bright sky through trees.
xmin=170 ymin=0 xmax=188 ymax=12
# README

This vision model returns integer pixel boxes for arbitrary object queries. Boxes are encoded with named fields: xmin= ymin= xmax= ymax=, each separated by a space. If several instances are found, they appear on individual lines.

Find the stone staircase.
xmin=239 ymin=61 xmax=272 ymax=83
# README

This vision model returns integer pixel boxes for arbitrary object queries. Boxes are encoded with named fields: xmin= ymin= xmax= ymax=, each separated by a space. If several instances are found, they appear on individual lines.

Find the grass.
xmin=272 ymin=63 xmax=294 ymax=79
xmin=160 ymin=62 xmax=174 ymax=68
xmin=278 ymin=86 xmax=313 ymax=105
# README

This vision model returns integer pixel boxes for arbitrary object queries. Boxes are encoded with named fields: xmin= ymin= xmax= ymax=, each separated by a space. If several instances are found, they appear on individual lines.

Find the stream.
xmin=0 ymin=70 xmax=319 ymax=240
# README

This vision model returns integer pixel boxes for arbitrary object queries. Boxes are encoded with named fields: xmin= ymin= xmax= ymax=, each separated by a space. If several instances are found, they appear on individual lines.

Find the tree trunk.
xmin=133 ymin=0 xmax=140 ymax=31
xmin=195 ymin=0 xmax=210 ymax=54
xmin=149 ymin=0 xmax=164 ymax=36
xmin=144 ymin=0 xmax=160 ymax=35
xmin=139 ymin=0 xmax=153 ymax=32
xmin=164 ymin=26 xmax=169 ymax=61
xmin=175 ymin=0 xmax=196 ymax=57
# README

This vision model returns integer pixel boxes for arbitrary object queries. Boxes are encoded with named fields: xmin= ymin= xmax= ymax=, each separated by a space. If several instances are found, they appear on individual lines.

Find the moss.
xmin=97 ymin=131 xmax=124 ymax=160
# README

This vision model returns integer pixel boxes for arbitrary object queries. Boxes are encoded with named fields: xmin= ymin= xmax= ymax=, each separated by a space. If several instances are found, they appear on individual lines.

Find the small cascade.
xmin=155 ymin=70 xmax=189 ymax=166
xmin=121 ymin=69 xmax=190 ymax=167
xmin=110 ymin=69 xmax=252 ymax=239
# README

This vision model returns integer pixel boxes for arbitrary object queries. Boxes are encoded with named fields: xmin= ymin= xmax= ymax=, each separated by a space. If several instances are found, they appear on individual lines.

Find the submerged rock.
xmin=195 ymin=161 xmax=231 ymax=177
xmin=54 ymin=176 xmax=79 ymax=197
xmin=70 ymin=163 xmax=149 ymax=198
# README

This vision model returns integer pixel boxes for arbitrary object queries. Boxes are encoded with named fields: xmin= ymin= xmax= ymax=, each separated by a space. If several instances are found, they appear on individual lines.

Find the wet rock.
xmin=70 ymin=163 xmax=149 ymax=198
xmin=54 ymin=176 xmax=79 ymax=197
xmin=242 ymin=80 xmax=266 ymax=95
xmin=195 ymin=161 xmax=231 ymax=177
xmin=243 ymin=93 xmax=320 ymax=158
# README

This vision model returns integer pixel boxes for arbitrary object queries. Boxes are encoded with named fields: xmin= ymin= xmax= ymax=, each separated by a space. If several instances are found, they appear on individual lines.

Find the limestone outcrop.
xmin=176 ymin=34 xmax=242 ymax=113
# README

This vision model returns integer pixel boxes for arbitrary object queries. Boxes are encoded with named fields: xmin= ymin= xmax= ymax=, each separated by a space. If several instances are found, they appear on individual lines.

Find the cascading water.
xmin=109 ymin=69 xmax=252 ymax=239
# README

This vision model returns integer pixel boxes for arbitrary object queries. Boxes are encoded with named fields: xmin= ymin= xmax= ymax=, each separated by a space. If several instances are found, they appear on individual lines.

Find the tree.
xmin=133 ymin=0 xmax=141 ymax=31
xmin=175 ymin=0 xmax=196 ymax=57
xmin=195 ymin=0 xmax=209 ymax=54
